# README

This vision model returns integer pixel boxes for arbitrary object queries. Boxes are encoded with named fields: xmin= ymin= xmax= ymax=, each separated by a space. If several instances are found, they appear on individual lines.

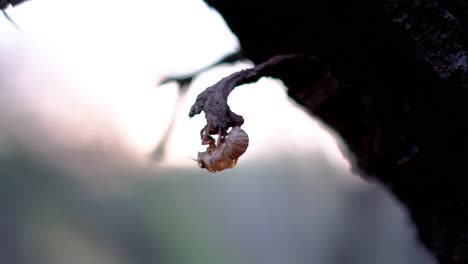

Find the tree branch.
xmin=188 ymin=54 xmax=327 ymax=134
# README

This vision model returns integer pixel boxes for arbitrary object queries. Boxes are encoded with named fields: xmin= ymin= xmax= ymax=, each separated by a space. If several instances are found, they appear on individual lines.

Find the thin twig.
xmin=2 ymin=10 xmax=21 ymax=30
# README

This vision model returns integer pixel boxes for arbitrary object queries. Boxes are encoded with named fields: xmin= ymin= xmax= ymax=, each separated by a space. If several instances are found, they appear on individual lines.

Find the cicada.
xmin=197 ymin=126 xmax=249 ymax=172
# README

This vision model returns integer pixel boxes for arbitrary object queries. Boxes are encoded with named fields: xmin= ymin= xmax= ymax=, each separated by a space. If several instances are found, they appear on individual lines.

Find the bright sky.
xmin=0 ymin=0 xmax=348 ymax=168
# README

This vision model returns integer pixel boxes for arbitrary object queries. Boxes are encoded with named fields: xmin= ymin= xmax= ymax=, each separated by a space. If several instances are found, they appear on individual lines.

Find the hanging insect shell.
xmin=197 ymin=126 xmax=249 ymax=172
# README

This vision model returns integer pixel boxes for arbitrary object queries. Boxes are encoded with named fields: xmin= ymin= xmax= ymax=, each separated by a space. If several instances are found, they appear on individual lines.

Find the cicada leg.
xmin=216 ymin=127 xmax=228 ymax=146
xmin=201 ymin=122 xmax=215 ymax=146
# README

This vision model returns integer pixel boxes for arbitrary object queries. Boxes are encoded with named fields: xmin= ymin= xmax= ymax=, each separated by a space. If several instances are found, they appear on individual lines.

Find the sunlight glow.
xmin=0 ymin=0 xmax=349 ymax=169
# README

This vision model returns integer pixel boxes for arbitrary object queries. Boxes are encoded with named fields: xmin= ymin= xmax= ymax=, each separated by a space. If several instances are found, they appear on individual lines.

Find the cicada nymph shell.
xmin=197 ymin=126 xmax=249 ymax=172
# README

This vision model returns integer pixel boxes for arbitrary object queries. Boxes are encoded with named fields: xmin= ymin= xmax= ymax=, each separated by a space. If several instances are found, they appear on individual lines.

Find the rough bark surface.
xmin=189 ymin=54 xmax=334 ymax=133
xmin=192 ymin=1 xmax=468 ymax=263
xmin=385 ymin=0 xmax=468 ymax=85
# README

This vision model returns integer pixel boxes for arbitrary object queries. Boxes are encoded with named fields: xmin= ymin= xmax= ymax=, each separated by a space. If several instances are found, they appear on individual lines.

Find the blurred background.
xmin=1 ymin=0 xmax=435 ymax=263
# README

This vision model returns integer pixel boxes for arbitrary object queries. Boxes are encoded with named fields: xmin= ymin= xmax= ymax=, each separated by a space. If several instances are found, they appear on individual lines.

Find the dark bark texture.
xmin=198 ymin=0 xmax=468 ymax=263
xmin=0 ymin=0 xmax=28 ymax=10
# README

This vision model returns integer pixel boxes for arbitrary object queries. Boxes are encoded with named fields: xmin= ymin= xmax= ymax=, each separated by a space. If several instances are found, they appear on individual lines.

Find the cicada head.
xmin=197 ymin=151 xmax=209 ymax=170
xmin=197 ymin=142 xmax=236 ymax=172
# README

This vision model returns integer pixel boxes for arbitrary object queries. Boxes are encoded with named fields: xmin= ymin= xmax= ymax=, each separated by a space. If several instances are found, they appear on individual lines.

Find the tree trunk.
xmin=200 ymin=1 xmax=468 ymax=262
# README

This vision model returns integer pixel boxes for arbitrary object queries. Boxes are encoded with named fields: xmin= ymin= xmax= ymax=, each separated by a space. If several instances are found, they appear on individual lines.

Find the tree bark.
xmin=196 ymin=1 xmax=468 ymax=263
